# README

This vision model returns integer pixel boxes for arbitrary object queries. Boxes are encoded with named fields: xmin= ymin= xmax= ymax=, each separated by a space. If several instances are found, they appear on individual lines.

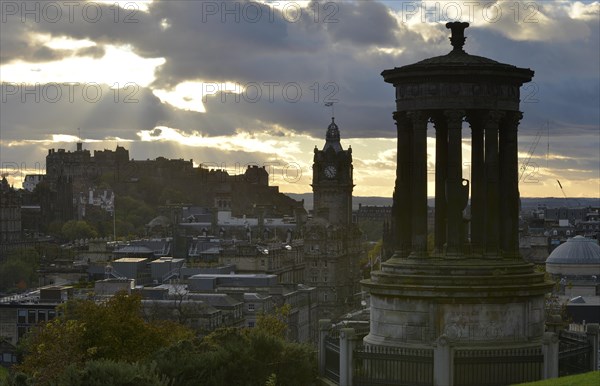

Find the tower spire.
xmin=323 ymin=116 xmax=342 ymax=152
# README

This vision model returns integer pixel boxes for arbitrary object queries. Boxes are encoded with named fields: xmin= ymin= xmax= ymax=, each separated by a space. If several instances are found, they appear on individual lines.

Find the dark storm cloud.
xmin=325 ymin=1 xmax=398 ymax=46
xmin=0 ymin=83 xmax=166 ymax=140
xmin=0 ymin=0 xmax=598 ymax=144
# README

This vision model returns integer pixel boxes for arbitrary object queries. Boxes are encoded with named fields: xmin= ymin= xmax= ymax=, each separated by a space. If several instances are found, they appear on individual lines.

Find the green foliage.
xmin=17 ymin=319 xmax=88 ymax=385
xmin=52 ymin=359 xmax=170 ymax=386
xmin=357 ymin=219 xmax=384 ymax=241
xmin=265 ymin=373 xmax=277 ymax=386
xmin=17 ymin=292 xmax=193 ymax=386
xmin=61 ymin=220 xmax=98 ymax=241
xmin=0 ymin=248 xmax=40 ymax=292
xmin=513 ymin=371 xmax=599 ymax=385
xmin=360 ymin=240 xmax=382 ymax=278
xmin=153 ymin=326 xmax=317 ymax=386
xmin=256 ymin=304 xmax=291 ymax=339
xmin=0 ymin=366 xmax=9 ymax=384
xmin=159 ymin=187 xmax=188 ymax=205
xmin=114 ymin=195 xmax=157 ymax=237
xmin=16 ymin=293 xmax=316 ymax=386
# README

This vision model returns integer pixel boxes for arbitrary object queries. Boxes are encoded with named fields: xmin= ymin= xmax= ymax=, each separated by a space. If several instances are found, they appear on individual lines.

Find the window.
xmin=48 ymin=310 xmax=56 ymax=320
xmin=324 ymin=275 xmax=328 ymax=283
xmin=248 ymin=321 xmax=255 ymax=328
xmin=17 ymin=310 xmax=26 ymax=324
xmin=324 ymin=260 xmax=328 ymax=268
xmin=28 ymin=310 xmax=36 ymax=324
xmin=323 ymin=293 xmax=328 ymax=301
xmin=3 ymin=353 xmax=16 ymax=363
xmin=248 ymin=303 xmax=255 ymax=311
xmin=17 ymin=326 xmax=28 ymax=340
xmin=37 ymin=310 xmax=47 ymax=323
xmin=312 ymin=275 xmax=317 ymax=283
xmin=261 ymin=259 xmax=265 ymax=266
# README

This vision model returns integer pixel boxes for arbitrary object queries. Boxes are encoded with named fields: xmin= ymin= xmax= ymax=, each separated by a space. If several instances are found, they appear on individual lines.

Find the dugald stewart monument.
xmin=360 ymin=22 xmax=555 ymax=385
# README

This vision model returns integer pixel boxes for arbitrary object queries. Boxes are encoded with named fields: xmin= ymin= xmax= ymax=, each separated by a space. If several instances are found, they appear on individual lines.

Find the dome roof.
xmin=147 ymin=215 xmax=171 ymax=228
xmin=408 ymin=50 xmax=506 ymax=67
xmin=381 ymin=22 xmax=534 ymax=85
xmin=546 ymin=236 xmax=600 ymax=265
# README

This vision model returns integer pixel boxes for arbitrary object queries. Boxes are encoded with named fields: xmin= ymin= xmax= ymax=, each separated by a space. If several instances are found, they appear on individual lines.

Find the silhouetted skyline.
xmin=1 ymin=1 xmax=598 ymax=197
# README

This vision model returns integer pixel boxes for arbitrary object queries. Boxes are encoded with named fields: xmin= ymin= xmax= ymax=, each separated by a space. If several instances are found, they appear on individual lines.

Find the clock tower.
xmin=311 ymin=117 xmax=354 ymax=225
xmin=305 ymin=117 xmax=361 ymax=321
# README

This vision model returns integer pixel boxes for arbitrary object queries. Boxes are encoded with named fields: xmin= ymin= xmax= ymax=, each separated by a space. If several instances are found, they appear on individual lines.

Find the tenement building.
xmin=361 ymin=23 xmax=555 ymax=385
xmin=305 ymin=118 xmax=362 ymax=320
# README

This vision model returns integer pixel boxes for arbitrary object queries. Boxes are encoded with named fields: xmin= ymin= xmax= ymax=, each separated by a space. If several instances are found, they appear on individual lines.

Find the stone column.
xmin=542 ymin=332 xmax=559 ymax=379
xmin=318 ymin=319 xmax=331 ymax=377
xmin=339 ymin=328 xmax=356 ymax=386
xmin=445 ymin=110 xmax=465 ymax=256
xmin=393 ymin=111 xmax=413 ymax=258
xmin=408 ymin=111 xmax=429 ymax=257
xmin=483 ymin=110 xmax=504 ymax=257
xmin=433 ymin=335 xmax=453 ymax=386
xmin=433 ymin=114 xmax=448 ymax=254
xmin=499 ymin=111 xmax=522 ymax=258
xmin=586 ymin=323 xmax=599 ymax=371
xmin=467 ymin=113 xmax=485 ymax=255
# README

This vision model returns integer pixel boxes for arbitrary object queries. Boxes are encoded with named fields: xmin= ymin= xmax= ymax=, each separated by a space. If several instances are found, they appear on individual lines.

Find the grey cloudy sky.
xmin=0 ymin=0 xmax=598 ymax=197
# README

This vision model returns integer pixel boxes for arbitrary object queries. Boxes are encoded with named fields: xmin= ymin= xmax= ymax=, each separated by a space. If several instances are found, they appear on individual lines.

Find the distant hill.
xmin=285 ymin=193 xmax=599 ymax=211
xmin=286 ymin=194 xmax=393 ymax=211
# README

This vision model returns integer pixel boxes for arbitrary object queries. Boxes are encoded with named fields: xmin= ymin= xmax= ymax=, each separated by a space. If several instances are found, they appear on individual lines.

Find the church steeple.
xmin=323 ymin=117 xmax=343 ymax=153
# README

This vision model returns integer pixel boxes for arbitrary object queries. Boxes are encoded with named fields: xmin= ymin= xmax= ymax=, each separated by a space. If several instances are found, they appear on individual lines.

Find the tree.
xmin=61 ymin=220 xmax=98 ymax=241
xmin=0 ymin=248 xmax=40 ymax=292
xmin=360 ymin=240 xmax=382 ymax=278
xmin=153 ymin=325 xmax=317 ymax=386
xmin=17 ymin=292 xmax=193 ymax=386
xmin=16 ymin=319 xmax=88 ymax=385
xmin=53 ymin=359 xmax=170 ymax=386
xmin=256 ymin=304 xmax=291 ymax=339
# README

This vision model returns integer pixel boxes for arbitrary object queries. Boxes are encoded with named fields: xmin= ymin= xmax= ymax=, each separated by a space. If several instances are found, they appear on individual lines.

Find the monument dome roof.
xmin=546 ymin=236 xmax=600 ymax=265
xmin=408 ymin=50 xmax=507 ymax=67
xmin=381 ymin=22 xmax=534 ymax=83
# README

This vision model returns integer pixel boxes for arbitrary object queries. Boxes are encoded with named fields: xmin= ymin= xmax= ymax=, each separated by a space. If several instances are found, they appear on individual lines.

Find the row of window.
xmin=311 ymin=274 xmax=328 ymax=283
xmin=17 ymin=309 xmax=57 ymax=325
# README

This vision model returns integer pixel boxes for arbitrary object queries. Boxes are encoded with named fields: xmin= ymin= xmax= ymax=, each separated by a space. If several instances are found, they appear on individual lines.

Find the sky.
xmin=0 ymin=0 xmax=598 ymax=198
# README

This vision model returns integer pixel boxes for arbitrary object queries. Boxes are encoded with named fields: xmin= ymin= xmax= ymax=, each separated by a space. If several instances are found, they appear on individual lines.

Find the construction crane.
xmin=556 ymin=179 xmax=581 ymax=207
xmin=519 ymin=131 xmax=542 ymax=183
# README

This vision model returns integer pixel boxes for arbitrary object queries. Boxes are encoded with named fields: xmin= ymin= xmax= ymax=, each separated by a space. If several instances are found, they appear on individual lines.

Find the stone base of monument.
xmin=360 ymin=257 xmax=555 ymax=385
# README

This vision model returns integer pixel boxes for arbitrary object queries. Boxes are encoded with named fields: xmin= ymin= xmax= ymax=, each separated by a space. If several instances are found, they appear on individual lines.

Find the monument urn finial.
xmin=446 ymin=21 xmax=470 ymax=52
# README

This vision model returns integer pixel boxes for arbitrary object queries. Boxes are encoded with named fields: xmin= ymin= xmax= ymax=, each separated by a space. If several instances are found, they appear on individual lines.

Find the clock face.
xmin=324 ymin=165 xmax=337 ymax=179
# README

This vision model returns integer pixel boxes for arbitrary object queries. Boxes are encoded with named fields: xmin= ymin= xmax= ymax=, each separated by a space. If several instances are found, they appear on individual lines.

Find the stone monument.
xmin=361 ymin=22 xmax=555 ymax=385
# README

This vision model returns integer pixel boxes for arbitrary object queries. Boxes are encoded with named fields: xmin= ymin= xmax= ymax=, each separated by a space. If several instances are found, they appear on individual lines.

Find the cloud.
xmin=0 ymin=0 xmax=598 ymax=196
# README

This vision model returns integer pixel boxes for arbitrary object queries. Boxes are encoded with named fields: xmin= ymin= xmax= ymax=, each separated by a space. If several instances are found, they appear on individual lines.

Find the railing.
xmin=324 ymin=334 xmax=340 ymax=383
xmin=559 ymin=330 xmax=593 ymax=376
xmin=353 ymin=345 xmax=433 ymax=386
xmin=161 ymin=267 xmax=181 ymax=283
xmin=454 ymin=347 xmax=543 ymax=386
xmin=105 ymin=266 xmax=127 ymax=279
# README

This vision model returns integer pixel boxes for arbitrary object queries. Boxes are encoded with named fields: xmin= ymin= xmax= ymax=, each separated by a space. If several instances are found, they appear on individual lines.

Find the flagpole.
xmin=324 ymin=101 xmax=336 ymax=119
